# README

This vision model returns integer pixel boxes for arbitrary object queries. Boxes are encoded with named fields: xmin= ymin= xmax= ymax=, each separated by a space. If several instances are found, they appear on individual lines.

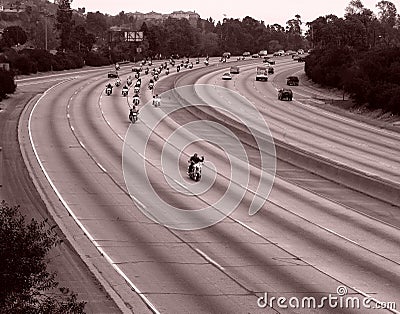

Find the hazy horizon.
xmin=71 ymin=0 xmax=382 ymax=26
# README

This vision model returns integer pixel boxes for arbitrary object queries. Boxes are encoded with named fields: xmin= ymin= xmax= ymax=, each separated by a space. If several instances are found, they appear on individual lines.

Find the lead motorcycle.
xmin=188 ymin=161 xmax=203 ymax=181
xmin=129 ymin=107 xmax=138 ymax=123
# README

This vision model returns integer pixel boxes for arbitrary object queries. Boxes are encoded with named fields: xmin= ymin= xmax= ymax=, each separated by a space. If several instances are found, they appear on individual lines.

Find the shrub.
xmin=85 ymin=51 xmax=110 ymax=66
xmin=0 ymin=70 xmax=16 ymax=100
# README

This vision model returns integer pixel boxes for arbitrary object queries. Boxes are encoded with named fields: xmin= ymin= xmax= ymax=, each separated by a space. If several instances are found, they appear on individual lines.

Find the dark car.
xmin=287 ymin=76 xmax=299 ymax=86
xmin=278 ymin=88 xmax=293 ymax=101
xmin=108 ymin=71 xmax=119 ymax=78
xmin=132 ymin=66 xmax=142 ymax=73
xmin=268 ymin=66 xmax=274 ymax=74
xmin=230 ymin=66 xmax=240 ymax=74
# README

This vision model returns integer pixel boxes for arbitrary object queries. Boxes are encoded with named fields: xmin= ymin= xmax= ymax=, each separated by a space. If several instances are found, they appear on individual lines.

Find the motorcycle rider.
xmin=188 ymin=153 xmax=204 ymax=174
xmin=122 ymin=85 xmax=129 ymax=96
xmin=133 ymin=93 xmax=140 ymax=106
xmin=106 ymin=83 xmax=113 ymax=94
xmin=152 ymin=94 xmax=161 ymax=107
xmin=149 ymin=78 xmax=154 ymax=89
xmin=129 ymin=105 xmax=139 ymax=122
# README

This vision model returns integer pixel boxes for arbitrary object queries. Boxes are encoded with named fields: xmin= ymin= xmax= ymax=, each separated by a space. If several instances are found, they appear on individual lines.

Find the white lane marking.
xmin=234 ymin=219 xmax=262 ymax=237
xmin=130 ymin=195 xmax=147 ymax=210
xmin=79 ymin=141 xmax=86 ymax=149
xmin=96 ymin=162 xmax=107 ymax=173
xmin=352 ymin=286 xmax=399 ymax=314
xmin=70 ymin=125 xmax=74 ymax=131
xmin=195 ymin=248 xmax=224 ymax=270
xmin=324 ymin=228 xmax=360 ymax=246
xmin=28 ymin=82 xmax=160 ymax=314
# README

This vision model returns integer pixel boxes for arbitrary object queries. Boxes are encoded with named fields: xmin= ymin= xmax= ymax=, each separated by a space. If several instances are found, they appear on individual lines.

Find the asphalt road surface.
xmin=11 ymin=57 xmax=400 ymax=313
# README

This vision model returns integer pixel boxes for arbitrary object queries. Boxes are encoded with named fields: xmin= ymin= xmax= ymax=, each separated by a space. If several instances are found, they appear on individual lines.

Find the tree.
xmin=85 ymin=11 xmax=108 ymax=40
xmin=56 ymin=0 xmax=74 ymax=51
xmin=1 ymin=26 xmax=27 ymax=47
xmin=0 ymin=201 xmax=86 ymax=313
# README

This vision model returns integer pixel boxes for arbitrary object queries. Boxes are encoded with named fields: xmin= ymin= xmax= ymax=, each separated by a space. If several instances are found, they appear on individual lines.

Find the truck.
xmin=258 ymin=50 xmax=268 ymax=57
xmin=255 ymin=66 xmax=268 ymax=81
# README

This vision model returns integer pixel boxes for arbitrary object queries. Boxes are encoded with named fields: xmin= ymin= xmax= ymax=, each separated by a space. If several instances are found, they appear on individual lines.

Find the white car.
xmin=222 ymin=72 xmax=232 ymax=80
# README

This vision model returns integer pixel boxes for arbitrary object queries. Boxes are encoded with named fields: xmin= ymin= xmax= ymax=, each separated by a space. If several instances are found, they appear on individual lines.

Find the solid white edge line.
xmin=195 ymin=248 xmax=224 ymax=270
xmin=28 ymin=82 xmax=160 ymax=314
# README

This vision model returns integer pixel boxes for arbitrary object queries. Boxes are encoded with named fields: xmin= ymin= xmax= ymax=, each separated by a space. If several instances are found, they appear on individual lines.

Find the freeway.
xmin=21 ymin=56 xmax=400 ymax=313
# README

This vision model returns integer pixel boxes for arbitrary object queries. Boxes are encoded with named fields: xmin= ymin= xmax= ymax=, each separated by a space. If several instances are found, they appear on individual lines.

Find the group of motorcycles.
xmin=104 ymin=60 xmax=208 ymax=181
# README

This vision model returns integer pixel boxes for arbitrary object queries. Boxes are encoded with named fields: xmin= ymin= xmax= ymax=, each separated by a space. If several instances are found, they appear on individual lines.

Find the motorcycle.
xmin=133 ymin=86 xmax=140 ymax=94
xmin=145 ymin=68 xmax=149 ymax=75
xmin=122 ymin=88 xmax=128 ymax=97
xmin=152 ymin=96 xmax=161 ymax=107
xmin=188 ymin=161 xmax=203 ymax=181
xmin=204 ymin=60 xmax=209 ymax=66
xmin=127 ymin=78 xmax=132 ymax=86
xmin=106 ymin=87 xmax=112 ymax=96
xmin=115 ymin=79 xmax=121 ymax=87
xmin=166 ymin=68 xmax=169 ymax=75
xmin=129 ymin=108 xmax=138 ymax=123
xmin=132 ymin=95 xmax=140 ymax=106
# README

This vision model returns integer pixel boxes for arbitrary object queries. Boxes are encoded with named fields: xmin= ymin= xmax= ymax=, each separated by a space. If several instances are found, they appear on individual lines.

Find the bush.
xmin=13 ymin=54 xmax=37 ymax=75
xmin=0 ymin=201 xmax=86 ymax=313
xmin=85 ymin=51 xmax=110 ymax=66
xmin=306 ymin=47 xmax=400 ymax=113
xmin=22 ymin=49 xmax=54 ymax=72
xmin=0 ymin=70 xmax=16 ymax=100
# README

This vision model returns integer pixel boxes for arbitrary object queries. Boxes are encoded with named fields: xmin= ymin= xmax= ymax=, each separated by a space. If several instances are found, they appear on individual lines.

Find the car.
xmin=297 ymin=56 xmax=306 ymax=62
xmin=266 ymin=59 xmax=275 ymax=65
xmin=273 ymin=50 xmax=285 ymax=57
xmin=230 ymin=66 xmax=240 ymax=74
xmin=255 ymin=66 xmax=269 ymax=81
xmin=287 ymin=76 xmax=299 ymax=86
xmin=278 ymin=88 xmax=293 ymax=101
xmin=108 ymin=71 xmax=119 ymax=78
xmin=222 ymin=72 xmax=232 ymax=80
xmin=268 ymin=66 xmax=274 ymax=74
xmin=243 ymin=51 xmax=251 ymax=57
xmin=132 ymin=66 xmax=142 ymax=72
xmin=252 ymin=54 xmax=259 ymax=58
xmin=222 ymin=52 xmax=231 ymax=59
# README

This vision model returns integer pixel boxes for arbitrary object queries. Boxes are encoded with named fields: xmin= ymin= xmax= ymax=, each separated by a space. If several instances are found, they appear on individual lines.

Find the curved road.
xmin=20 ymin=57 xmax=400 ymax=313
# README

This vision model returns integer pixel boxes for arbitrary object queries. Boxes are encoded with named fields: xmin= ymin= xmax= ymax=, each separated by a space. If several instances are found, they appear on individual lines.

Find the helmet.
xmin=193 ymin=153 xmax=198 ymax=158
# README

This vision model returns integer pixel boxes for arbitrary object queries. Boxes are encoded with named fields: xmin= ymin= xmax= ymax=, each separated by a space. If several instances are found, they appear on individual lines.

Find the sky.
xmin=70 ymin=0 xmax=384 ymax=26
